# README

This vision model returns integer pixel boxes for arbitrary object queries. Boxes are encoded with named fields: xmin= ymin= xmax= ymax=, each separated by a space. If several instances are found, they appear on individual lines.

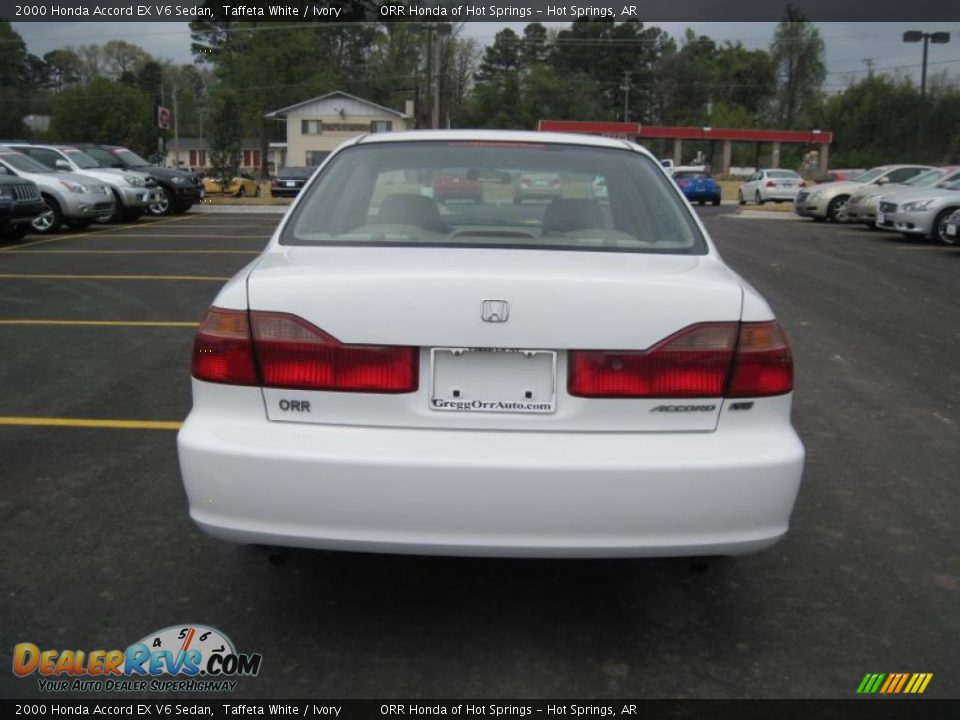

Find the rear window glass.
xmin=766 ymin=170 xmax=800 ymax=179
xmin=282 ymin=141 xmax=706 ymax=255
xmin=674 ymin=171 xmax=711 ymax=180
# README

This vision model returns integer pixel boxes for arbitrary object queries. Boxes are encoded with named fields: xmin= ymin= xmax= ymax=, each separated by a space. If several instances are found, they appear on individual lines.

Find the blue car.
xmin=674 ymin=171 xmax=722 ymax=206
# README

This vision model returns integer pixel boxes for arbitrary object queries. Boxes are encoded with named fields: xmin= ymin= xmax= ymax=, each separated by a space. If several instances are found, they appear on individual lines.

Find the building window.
xmin=301 ymin=119 xmax=322 ymax=135
xmin=306 ymin=151 xmax=331 ymax=167
xmin=370 ymin=120 xmax=393 ymax=133
xmin=242 ymin=150 xmax=261 ymax=168
xmin=189 ymin=150 xmax=207 ymax=167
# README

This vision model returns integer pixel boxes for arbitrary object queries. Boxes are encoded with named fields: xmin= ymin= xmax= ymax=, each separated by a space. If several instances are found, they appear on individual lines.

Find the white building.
xmin=265 ymin=91 xmax=414 ymax=168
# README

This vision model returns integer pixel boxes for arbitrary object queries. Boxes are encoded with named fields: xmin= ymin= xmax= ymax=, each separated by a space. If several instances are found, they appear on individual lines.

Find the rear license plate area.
xmin=430 ymin=348 xmax=557 ymax=413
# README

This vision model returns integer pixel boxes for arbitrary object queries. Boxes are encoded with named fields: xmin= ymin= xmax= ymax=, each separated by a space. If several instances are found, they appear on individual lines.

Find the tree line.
xmin=2 ymin=8 xmax=959 ymax=174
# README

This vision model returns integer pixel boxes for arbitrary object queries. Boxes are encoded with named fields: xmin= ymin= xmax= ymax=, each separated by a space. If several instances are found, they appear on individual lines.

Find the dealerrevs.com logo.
xmin=13 ymin=625 xmax=262 ymax=693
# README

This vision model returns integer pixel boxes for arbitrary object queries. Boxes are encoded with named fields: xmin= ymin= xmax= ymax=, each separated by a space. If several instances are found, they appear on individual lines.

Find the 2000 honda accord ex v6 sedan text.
xmin=177 ymin=130 xmax=805 ymax=558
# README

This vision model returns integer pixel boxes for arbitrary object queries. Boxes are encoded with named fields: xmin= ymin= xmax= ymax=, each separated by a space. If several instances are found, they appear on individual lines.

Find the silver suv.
xmin=795 ymin=165 xmax=931 ymax=223
xmin=8 ymin=144 xmax=158 ymax=223
xmin=0 ymin=148 xmax=114 ymax=233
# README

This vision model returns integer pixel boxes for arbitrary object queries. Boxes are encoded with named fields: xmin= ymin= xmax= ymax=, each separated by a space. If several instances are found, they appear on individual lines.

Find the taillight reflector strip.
xmin=568 ymin=321 xmax=793 ymax=399
xmin=727 ymin=321 xmax=793 ymax=397
xmin=191 ymin=308 xmax=418 ymax=393
xmin=191 ymin=308 xmax=258 ymax=386
xmin=568 ymin=323 xmax=737 ymax=398
xmin=251 ymin=312 xmax=418 ymax=393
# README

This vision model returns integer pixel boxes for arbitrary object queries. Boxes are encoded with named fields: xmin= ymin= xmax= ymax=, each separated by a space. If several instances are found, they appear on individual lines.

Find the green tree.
xmin=770 ymin=5 xmax=826 ymax=128
xmin=49 ymin=77 xmax=154 ymax=153
xmin=0 ymin=21 xmax=28 ymax=136
xmin=207 ymin=91 xmax=242 ymax=182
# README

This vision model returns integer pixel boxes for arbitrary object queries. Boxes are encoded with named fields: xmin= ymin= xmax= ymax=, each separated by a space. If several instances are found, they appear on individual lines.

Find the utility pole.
xmin=173 ymin=83 xmax=180 ymax=171
xmin=903 ymin=30 xmax=951 ymax=154
xmin=431 ymin=26 xmax=440 ymax=130
xmin=620 ymin=72 xmax=631 ymax=122
xmin=862 ymin=58 xmax=874 ymax=76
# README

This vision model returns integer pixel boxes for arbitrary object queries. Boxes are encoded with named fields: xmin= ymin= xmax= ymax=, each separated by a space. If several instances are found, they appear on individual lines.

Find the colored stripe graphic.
xmin=857 ymin=672 xmax=932 ymax=694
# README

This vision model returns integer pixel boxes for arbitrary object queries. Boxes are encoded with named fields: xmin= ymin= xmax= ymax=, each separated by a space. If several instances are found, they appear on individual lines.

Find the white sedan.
xmin=178 ymin=130 xmax=805 ymax=558
xmin=738 ymin=169 xmax=805 ymax=205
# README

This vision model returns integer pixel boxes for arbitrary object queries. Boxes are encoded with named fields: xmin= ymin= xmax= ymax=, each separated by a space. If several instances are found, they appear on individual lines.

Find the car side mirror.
xmin=0 ymin=165 xmax=7 ymax=174
xmin=55 ymin=159 xmax=72 ymax=171
xmin=875 ymin=178 xmax=888 ymax=185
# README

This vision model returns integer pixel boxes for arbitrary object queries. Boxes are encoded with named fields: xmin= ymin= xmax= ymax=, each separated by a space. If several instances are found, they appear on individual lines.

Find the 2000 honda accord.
xmin=177 ymin=130 xmax=805 ymax=558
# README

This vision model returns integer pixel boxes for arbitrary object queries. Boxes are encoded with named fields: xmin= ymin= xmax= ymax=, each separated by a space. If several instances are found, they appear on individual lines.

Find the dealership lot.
xmin=1 ymin=208 xmax=957 ymax=699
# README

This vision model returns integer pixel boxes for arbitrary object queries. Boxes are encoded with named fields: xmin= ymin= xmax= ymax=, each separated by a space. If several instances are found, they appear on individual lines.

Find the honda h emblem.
xmin=481 ymin=300 xmax=509 ymax=323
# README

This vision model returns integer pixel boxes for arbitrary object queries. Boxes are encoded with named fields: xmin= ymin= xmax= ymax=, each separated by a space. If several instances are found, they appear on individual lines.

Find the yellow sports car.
xmin=201 ymin=174 xmax=261 ymax=197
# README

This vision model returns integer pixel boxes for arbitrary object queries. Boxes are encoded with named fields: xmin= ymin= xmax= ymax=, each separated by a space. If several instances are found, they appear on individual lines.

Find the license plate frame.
xmin=429 ymin=347 xmax=558 ymax=414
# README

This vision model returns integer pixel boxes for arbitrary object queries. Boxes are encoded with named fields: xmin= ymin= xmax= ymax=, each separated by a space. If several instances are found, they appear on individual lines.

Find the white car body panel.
xmin=177 ymin=129 xmax=805 ymax=558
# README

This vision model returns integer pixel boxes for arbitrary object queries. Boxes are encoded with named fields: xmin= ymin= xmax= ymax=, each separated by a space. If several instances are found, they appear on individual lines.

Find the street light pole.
xmin=903 ymin=30 xmax=951 ymax=155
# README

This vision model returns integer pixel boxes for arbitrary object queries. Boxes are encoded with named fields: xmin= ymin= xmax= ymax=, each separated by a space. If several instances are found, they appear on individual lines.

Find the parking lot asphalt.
xmin=0 ymin=209 xmax=957 ymax=699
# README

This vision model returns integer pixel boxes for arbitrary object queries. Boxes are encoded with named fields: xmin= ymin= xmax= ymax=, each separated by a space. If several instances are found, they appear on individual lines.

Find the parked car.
xmin=270 ymin=166 xmax=313 ymax=198
xmin=876 ymin=178 xmax=960 ymax=244
xmin=0 ymin=148 xmax=114 ymax=233
xmin=942 ymin=209 xmax=960 ymax=243
xmin=816 ymin=169 xmax=866 ymax=183
xmin=674 ymin=170 xmax=721 ymax=206
xmin=0 ymin=171 xmax=45 ymax=242
xmin=845 ymin=166 xmax=958 ymax=228
xmin=177 ymin=129 xmax=804 ymax=558
xmin=72 ymin=144 xmax=202 ymax=216
xmin=432 ymin=172 xmax=483 ymax=203
xmin=6 ymin=143 xmax=158 ymax=223
xmin=202 ymin=173 xmax=260 ymax=198
xmin=795 ymin=165 xmax=932 ymax=222
xmin=738 ymin=169 xmax=805 ymax=205
xmin=514 ymin=171 xmax=562 ymax=203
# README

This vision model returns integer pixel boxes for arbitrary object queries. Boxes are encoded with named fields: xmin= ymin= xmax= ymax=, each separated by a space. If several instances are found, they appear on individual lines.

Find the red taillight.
xmin=191 ymin=308 xmax=258 ymax=385
xmin=270 ymin=179 xmax=278 ymax=188
xmin=568 ymin=324 xmax=737 ymax=398
xmin=727 ymin=321 xmax=793 ymax=397
xmin=766 ymin=180 xmax=777 ymax=187
xmin=568 ymin=321 xmax=793 ymax=399
xmin=799 ymin=180 xmax=806 ymax=187
xmin=677 ymin=179 xmax=688 ymax=188
xmin=191 ymin=308 xmax=419 ymax=393
xmin=251 ymin=312 xmax=418 ymax=393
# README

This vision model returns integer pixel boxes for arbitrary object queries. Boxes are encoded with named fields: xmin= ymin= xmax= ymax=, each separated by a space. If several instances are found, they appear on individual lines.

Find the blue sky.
xmin=13 ymin=21 xmax=960 ymax=92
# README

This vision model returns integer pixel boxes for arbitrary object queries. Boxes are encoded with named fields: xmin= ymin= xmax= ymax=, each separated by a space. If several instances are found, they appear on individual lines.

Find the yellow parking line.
xmin=2 ymin=249 xmax=260 ymax=255
xmin=0 ymin=214 xmax=196 ymax=253
xmin=83 ymin=234 xmax=270 ymax=239
xmin=0 ymin=273 xmax=230 ymax=281
xmin=0 ymin=416 xmax=182 ymax=430
xmin=0 ymin=320 xmax=198 ymax=327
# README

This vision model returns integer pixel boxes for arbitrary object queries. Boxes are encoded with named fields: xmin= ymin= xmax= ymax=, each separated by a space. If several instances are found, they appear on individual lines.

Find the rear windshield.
xmin=674 ymin=171 xmax=711 ymax=180
xmin=767 ymin=170 xmax=800 ymax=179
xmin=282 ymin=141 xmax=706 ymax=255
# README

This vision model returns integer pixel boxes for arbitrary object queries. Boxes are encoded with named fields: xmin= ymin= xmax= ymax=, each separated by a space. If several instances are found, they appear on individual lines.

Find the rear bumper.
xmin=761 ymin=189 xmax=799 ymax=201
xmin=178 ymin=387 xmax=805 ymax=558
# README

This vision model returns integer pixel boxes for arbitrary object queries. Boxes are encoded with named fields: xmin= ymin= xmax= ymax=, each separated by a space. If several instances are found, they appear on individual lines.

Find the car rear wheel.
xmin=254 ymin=185 xmax=261 ymax=198
xmin=933 ymin=208 xmax=959 ymax=245
xmin=755 ymin=190 xmax=764 ymax=205
xmin=237 ymin=187 xmax=246 ymax=198
xmin=32 ymin=196 xmax=62 ymax=234
xmin=712 ymin=198 xmax=721 ymax=206
xmin=737 ymin=191 xmax=745 ymax=205
xmin=827 ymin=195 xmax=848 ymax=223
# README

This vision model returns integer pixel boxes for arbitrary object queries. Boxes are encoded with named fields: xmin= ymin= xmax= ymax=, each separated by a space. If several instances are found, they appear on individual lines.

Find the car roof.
xmin=354 ymin=129 xmax=649 ymax=155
